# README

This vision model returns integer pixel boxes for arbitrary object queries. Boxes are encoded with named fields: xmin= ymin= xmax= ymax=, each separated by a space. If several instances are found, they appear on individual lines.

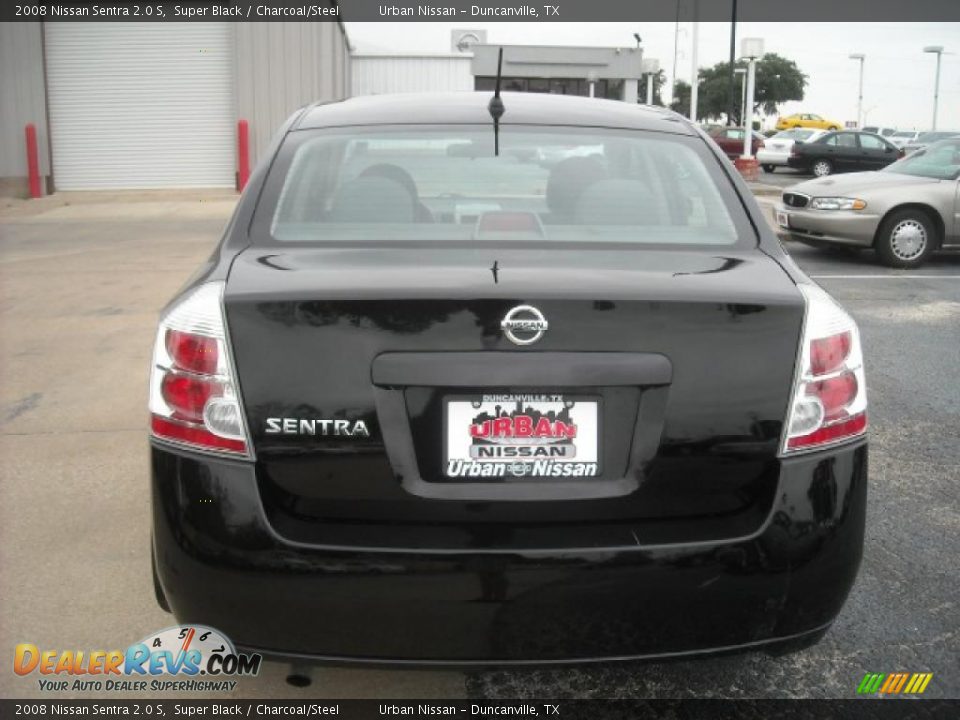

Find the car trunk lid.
xmin=224 ymin=244 xmax=804 ymax=546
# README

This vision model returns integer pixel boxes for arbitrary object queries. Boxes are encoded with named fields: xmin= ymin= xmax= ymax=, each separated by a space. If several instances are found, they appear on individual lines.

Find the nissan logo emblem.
xmin=501 ymin=305 xmax=548 ymax=346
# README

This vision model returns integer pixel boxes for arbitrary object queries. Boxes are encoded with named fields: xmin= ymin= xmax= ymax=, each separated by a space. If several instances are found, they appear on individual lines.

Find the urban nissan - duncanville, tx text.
xmin=149 ymin=91 xmax=868 ymax=665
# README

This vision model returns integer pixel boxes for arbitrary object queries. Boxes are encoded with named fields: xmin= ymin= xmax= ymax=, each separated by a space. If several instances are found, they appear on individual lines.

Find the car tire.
xmin=812 ymin=159 xmax=833 ymax=177
xmin=875 ymin=209 xmax=936 ymax=268
xmin=762 ymin=164 xmax=775 ymax=173
xmin=828 ymin=126 xmax=839 ymax=131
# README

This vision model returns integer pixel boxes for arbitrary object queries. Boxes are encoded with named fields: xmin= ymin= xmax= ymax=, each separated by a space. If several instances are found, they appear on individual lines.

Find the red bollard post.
xmin=25 ymin=124 xmax=41 ymax=199
xmin=237 ymin=120 xmax=250 ymax=192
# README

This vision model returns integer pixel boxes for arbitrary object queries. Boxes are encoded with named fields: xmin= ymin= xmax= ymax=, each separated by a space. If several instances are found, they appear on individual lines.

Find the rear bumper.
xmin=151 ymin=440 xmax=867 ymax=665
xmin=755 ymin=150 xmax=790 ymax=166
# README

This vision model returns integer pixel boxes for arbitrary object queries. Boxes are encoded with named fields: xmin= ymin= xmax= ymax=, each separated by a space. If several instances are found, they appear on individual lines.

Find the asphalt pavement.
xmin=755 ymin=167 xmax=815 ymax=189
xmin=0 ymin=192 xmax=956 ymax=700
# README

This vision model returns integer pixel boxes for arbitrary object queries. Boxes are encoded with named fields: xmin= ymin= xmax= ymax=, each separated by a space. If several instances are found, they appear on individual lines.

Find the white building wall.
xmin=0 ymin=22 xmax=50 ymax=194
xmin=235 ymin=21 xmax=351 ymax=170
xmin=351 ymin=55 xmax=473 ymax=97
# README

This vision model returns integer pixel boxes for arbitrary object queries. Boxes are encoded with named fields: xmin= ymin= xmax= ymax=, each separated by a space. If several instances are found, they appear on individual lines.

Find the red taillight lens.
xmin=161 ymin=373 xmax=220 ymax=423
xmin=166 ymin=329 xmax=219 ymax=375
xmin=810 ymin=371 xmax=859 ymax=421
xmin=810 ymin=331 xmax=851 ymax=375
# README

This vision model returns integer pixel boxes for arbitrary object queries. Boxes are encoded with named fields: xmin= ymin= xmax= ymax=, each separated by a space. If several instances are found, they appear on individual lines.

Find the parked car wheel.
xmin=812 ymin=159 xmax=833 ymax=177
xmin=762 ymin=164 xmax=775 ymax=173
xmin=828 ymin=126 xmax=839 ymax=131
xmin=876 ymin=209 xmax=936 ymax=268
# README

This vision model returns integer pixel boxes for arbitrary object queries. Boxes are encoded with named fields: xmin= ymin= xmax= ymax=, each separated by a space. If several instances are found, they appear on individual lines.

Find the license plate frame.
xmin=443 ymin=393 xmax=602 ymax=479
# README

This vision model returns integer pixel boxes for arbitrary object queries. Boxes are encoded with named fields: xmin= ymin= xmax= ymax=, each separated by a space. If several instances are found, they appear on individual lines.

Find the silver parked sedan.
xmin=775 ymin=138 xmax=960 ymax=267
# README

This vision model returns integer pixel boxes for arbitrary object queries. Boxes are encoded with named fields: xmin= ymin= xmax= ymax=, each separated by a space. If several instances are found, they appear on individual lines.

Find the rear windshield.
xmin=260 ymin=126 xmax=743 ymax=246
xmin=774 ymin=128 xmax=817 ymax=141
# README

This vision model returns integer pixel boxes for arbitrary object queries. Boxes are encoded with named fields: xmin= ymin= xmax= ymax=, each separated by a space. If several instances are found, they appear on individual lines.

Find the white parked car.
xmin=889 ymin=130 xmax=921 ymax=148
xmin=757 ymin=128 xmax=827 ymax=173
xmin=862 ymin=126 xmax=897 ymax=138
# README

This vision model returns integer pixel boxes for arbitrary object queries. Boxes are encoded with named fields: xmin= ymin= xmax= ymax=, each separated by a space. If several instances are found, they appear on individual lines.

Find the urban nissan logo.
xmin=501 ymin=305 xmax=548 ymax=345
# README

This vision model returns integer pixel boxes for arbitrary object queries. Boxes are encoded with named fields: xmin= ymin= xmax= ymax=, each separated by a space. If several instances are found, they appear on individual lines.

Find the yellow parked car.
xmin=775 ymin=113 xmax=842 ymax=131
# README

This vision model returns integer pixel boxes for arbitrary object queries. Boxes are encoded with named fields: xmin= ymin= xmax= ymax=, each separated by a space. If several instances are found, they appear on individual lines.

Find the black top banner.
xmin=3 ymin=0 xmax=960 ymax=22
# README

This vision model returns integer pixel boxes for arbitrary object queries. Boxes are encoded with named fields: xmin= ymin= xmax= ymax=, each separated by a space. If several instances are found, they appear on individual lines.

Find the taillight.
xmin=782 ymin=284 xmax=867 ymax=453
xmin=149 ymin=282 xmax=252 ymax=457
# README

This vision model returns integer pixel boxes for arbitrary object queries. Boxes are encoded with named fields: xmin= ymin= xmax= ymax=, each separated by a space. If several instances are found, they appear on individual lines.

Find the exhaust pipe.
xmin=285 ymin=665 xmax=313 ymax=688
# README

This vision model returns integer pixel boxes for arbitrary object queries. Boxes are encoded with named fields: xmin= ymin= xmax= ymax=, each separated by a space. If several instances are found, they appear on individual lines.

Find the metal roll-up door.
xmin=45 ymin=23 xmax=235 ymax=189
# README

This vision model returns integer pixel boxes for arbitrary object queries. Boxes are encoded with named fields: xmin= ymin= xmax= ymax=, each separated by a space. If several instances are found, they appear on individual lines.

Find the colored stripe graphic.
xmin=857 ymin=673 xmax=885 ymax=694
xmin=859 ymin=672 xmax=933 ymax=694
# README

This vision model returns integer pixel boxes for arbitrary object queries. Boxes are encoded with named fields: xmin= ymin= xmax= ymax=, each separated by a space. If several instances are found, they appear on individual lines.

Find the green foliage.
xmin=668 ymin=53 xmax=807 ymax=123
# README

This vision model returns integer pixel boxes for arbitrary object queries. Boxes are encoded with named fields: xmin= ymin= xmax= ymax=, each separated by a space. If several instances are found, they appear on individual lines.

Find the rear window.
xmin=774 ymin=129 xmax=816 ymax=141
xmin=260 ymin=126 xmax=742 ymax=246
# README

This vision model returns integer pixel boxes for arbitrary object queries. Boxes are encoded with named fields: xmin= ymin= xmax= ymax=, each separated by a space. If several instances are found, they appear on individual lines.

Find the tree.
xmin=670 ymin=80 xmax=691 ymax=115
xmin=666 ymin=53 xmax=807 ymax=124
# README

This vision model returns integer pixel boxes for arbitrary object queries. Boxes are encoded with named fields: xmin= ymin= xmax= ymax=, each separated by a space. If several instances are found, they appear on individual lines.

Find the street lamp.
xmin=690 ymin=10 xmax=700 ymax=122
xmin=740 ymin=38 xmax=764 ymax=159
xmin=923 ymin=46 xmax=944 ymax=130
xmin=849 ymin=53 xmax=865 ymax=128
xmin=738 ymin=69 xmax=747 ymax=126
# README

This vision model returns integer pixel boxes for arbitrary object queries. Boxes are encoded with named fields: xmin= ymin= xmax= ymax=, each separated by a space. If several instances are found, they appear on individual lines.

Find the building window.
xmin=474 ymin=76 xmax=621 ymax=99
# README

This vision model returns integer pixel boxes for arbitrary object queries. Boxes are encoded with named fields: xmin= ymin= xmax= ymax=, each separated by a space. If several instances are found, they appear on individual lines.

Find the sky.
xmin=344 ymin=22 xmax=959 ymax=130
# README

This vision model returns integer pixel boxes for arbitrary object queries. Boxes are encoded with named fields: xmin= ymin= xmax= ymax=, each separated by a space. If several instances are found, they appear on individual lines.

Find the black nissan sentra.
xmin=149 ymin=91 xmax=868 ymax=665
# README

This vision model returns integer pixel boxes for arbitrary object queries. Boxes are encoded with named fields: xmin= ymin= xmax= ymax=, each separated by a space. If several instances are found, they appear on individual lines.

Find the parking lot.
xmin=0 ymin=191 xmax=957 ymax=700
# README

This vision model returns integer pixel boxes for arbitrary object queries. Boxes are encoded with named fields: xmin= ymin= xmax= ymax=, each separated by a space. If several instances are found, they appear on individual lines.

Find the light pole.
xmin=741 ymin=38 xmax=764 ymax=158
xmin=849 ymin=53 xmax=865 ymax=128
xmin=734 ymin=67 xmax=746 ymax=125
xmin=727 ymin=0 xmax=738 ymax=125
xmin=690 ymin=7 xmax=700 ymax=122
xmin=923 ymin=46 xmax=944 ymax=130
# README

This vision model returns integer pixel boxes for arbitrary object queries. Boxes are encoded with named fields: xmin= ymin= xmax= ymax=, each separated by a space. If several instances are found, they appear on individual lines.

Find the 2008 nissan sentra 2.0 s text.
xmin=149 ymin=91 xmax=868 ymax=665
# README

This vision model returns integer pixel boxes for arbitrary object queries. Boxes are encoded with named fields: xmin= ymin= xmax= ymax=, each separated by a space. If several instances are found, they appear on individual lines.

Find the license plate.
xmin=776 ymin=209 xmax=790 ymax=228
xmin=444 ymin=394 xmax=601 ymax=479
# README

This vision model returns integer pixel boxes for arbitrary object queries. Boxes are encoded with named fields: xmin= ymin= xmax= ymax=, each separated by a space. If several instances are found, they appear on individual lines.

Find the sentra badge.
xmin=265 ymin=417 xmax=370 ymax=437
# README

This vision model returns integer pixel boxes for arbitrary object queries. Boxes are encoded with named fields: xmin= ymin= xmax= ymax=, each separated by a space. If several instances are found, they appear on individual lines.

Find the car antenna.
xmin=488 ymin=47 xmax=505 ymax=157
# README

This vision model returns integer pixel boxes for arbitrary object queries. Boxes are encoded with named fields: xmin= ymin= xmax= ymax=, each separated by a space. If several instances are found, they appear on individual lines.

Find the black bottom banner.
xmin=3 ymin=699 xmax=959 ymax=720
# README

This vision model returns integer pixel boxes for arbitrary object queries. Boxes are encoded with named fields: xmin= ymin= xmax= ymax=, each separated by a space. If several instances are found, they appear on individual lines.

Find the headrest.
xmin=329 ymin=176 xmax=415 ymax=223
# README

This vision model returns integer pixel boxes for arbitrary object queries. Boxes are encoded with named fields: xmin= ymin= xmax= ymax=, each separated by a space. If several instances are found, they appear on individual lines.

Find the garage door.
xmin=45 ymin=23 xmax=235 ymax=190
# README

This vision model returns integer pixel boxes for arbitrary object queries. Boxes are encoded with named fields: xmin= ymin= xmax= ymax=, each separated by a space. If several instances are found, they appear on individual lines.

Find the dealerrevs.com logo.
xmin=14 ymin=625 xmax=261 ymax=693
